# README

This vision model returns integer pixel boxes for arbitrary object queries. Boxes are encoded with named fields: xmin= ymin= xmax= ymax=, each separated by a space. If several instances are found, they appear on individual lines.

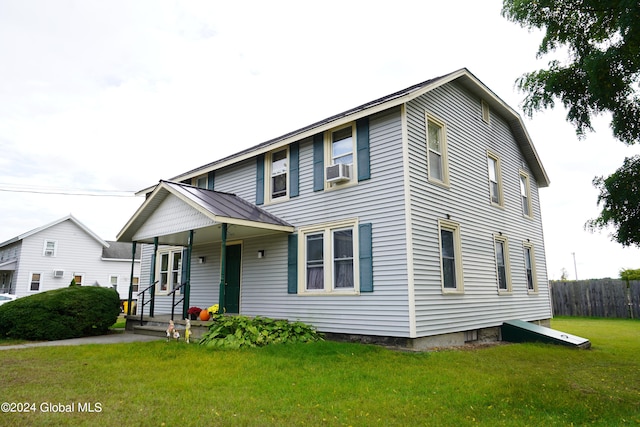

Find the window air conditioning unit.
xmin=326 ymin=163 xmax=351 ymax=183
xmin=44 ymin=250 xmax=54 ymax=257
xmin=53 ymin=270 xmax=64 ymax=278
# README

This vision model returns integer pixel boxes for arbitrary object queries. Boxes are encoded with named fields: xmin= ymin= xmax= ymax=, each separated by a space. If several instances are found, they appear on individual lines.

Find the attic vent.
xmin=53 ymin=270 xmax=64 ymax=278
xmin=326 ymin=163 xmax=351 ymax=183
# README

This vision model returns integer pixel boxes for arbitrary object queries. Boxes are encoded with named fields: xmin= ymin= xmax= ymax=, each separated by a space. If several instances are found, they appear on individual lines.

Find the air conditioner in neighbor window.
xmin=53 ymin=270 xmax=64 ymax=278
xmin=326 ymin=163 xmax=351 ymax=183
xmin=44 ymin=250 xmax=54 ymax=257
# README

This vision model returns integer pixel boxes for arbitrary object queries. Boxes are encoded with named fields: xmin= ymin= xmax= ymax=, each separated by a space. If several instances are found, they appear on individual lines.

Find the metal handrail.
xmin=138 ymin=281 xmax=158 ymax=325
xmin=169 ymin=282 xmax=186 ymax=321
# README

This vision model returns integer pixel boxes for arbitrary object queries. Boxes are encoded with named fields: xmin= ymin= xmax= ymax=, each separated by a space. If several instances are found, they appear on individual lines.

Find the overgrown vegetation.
xmin=0 ymin=286 xmax=120 ymax=340
xmin=199 ymin=314 xmax=323 ymax=348
xmin=620 ymin=268 xmax=640 ymax=281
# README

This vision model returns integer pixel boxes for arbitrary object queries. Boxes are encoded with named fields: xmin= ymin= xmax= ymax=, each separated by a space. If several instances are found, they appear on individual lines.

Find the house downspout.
xmin=150 ymin=237 xmax=158 ymax=317
xmin=218 ymin=223 xmax=227 ymax=314
xmin=127 ymin=241 xmax=136 ymax=315
xmin=183 ymin=230 xmax=193 ymax=319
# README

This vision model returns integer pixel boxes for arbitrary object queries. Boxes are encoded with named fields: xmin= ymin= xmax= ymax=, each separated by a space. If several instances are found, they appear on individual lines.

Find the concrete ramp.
xmin=502 ymin=319 xmax=591 ymax=349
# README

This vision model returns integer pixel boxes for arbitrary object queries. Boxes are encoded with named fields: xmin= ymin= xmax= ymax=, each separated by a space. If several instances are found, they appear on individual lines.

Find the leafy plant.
xmin=199 ymin=314 xmax=323 ymax=349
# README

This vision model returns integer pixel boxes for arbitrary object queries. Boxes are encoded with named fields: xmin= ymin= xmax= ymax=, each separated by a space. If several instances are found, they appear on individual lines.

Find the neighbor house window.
xmin=438 ymin=219 xmax=463 ymax=292
xmin=30 ymin=273 xmax=41 ymax=291
xmin=43 ymin=240 xmax=57 ymax=257
xmin=158 ymin=248 xmax=182 ymax=293
xmin=523 ymin=243 xmax=537 ymax=292
xmin=73 ymin=274 xmax=83 ymax=286
xmin=487 ymin=152 xmax=503 ymax=206
xmin=426 ymin=115 xmax=449 ymax=185
xmin=131 ymin=277 xmax=139 ymax=293
xmin=520 ymin=171 xmax=532 ymax=217
xmin=196 ymin=176 xmax=208 ymax=189
xmin=494 ymin=235 xmax=511 ymax=292
xmin=299 ymin=220 xmax=359 ymax=294
xmin=109 ymin=275 xmax=118 ymax=290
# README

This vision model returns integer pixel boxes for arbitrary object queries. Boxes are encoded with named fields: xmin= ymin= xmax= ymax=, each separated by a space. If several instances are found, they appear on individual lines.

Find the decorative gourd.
xmin=199 ymin=309 xmax=211 ymax=321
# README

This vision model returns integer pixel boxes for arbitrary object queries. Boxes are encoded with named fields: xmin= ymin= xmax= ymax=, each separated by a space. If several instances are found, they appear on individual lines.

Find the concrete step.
xmin=132 ymin=322 xmax=211 ymax=340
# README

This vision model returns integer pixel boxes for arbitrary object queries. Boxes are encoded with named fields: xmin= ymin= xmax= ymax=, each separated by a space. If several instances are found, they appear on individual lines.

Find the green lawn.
xmin=0 ymin=317 xmax=638 ymax=426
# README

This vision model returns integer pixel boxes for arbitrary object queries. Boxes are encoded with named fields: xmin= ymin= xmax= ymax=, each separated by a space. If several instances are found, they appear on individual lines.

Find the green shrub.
xmin=0 ymin=286 xmax=120 ymax=341
xmin=199 ymin=314 xmax=323 ymax=349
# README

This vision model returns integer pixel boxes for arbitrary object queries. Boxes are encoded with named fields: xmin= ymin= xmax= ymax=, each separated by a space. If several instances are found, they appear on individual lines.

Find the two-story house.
xmin=117 ymin=68 xmax=551 ymax=348
xmin=0 ymin=215 xmax=141 ymax=306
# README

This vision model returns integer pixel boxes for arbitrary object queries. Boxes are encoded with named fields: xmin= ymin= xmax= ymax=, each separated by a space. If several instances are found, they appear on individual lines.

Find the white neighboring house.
xmin=0 ymin=215 xmax=140 ymax=305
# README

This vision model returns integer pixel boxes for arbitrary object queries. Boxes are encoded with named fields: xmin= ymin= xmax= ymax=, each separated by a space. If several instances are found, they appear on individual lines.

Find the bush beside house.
xmin=0 ymin=286 xmax=120 ymax=340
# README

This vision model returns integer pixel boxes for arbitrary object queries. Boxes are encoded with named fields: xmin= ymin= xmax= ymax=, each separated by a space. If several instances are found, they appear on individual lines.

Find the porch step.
xmin=127 ymin=315 xmax=212 ymax=341
xmin=133 ymin=325 xmax=172 ymax=338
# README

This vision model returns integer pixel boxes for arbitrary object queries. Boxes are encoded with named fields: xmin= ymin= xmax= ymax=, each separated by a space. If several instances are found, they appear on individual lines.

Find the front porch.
xmin=125 ymin=313 xmax=213 ymax=341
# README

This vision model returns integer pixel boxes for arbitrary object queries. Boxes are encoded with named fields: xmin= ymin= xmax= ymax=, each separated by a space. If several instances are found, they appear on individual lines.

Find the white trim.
xmin=523 ymin=241 xmax=538 ymax=294
xmin=324 ymin=122 xmax=358 ymax=191
xmin=426 ymin=113 xmax=450 ymax=187
xmin=494 ymin=234 xmax=512 ymax=294
xmin=401 ymin=105 xmax=418 ymax=338
xmin=437 ymin=219 xmax=464 ymax=294
xmin=519 ymin=170 xmax=533 ymax=218
xmin=487 ymin=150 xmax=504 ymax=207
xmin=43 ymin=239 xmax=57 ymax=257
xmin=155 ymin=247 xmax=182 ymax=295
xmin=264 ymin=146 xmax=290 ymax=205
xmin=29 ymin=272 xmax=42 ymax=292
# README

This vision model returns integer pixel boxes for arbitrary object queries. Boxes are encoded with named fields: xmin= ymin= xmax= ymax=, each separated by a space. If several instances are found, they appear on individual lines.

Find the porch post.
xmin=183 ymin=230 xmax=193 ymax=319
xmin=150 ymin=237 xmax=158 ymax=317
xmin=127 ymin=241 xmax=136 ymax=315
xmin=218 ymin=223 xmax=227 ymax=314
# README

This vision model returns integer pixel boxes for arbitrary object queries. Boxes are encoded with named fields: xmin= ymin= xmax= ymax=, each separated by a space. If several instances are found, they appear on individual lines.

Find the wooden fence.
xmin=549 ymin=279 xmax=640 ymax=318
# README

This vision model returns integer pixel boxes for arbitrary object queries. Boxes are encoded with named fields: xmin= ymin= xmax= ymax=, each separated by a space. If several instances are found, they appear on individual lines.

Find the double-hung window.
xmin=158 ymin=248 xmax=182 ymax=293
xmin=43 ymin=240 xmax=57 ymax=257
xmin=438 ymin=220 xmax=463 ymax=292
xmin=523 ymin=242 xmax=537 ymax=292
xmin=331 ymin=126 xmax=354 ymax=166
xmin=520 ymin=171 xmax=532 ymax=217
xmin=270 ymin=149 xmax=288 ymax=200
xmin=426 ymin=115 xmax=449 ymax=185
xmin=299 ymin=220 xmax=359 ymax=294
xmin=322 ymin=123 xmax=357 ymax=189
xmin=487 ymin=152 xmax=503 ymax=206
xmin=494 ymin=235 xmax=511 ymax=292
xmin=30 ymin=273 xmax=41 ymax=291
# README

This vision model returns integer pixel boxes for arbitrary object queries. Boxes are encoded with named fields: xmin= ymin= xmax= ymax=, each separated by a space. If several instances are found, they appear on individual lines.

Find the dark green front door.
xmin=224 ymin=244 xmax=242 ymax=314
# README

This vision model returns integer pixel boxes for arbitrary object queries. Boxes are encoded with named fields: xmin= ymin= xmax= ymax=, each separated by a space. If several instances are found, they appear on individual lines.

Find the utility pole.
xmin=572 ymin=252 xmax=578 ymax=280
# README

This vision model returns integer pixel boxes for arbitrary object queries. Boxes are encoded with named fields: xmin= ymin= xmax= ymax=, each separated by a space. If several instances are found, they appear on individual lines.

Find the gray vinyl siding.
xmin=406 ymin=82 xmax=550 ymax=337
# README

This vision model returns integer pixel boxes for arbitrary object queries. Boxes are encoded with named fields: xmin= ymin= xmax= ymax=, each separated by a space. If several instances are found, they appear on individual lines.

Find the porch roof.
xmin=116 ymin=181 xmax=294 ymax=245
xmin=0 ymin=259 xmax=16 ymax=271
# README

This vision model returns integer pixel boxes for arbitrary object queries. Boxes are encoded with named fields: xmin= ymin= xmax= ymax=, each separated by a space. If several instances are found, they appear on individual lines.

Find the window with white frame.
xmin=438 ymin=220 xmax=463 ymax=292
xmin=196 ymin=175 xmax=208 ymax=189
xmin=520 ymin=171 xmax=532 ymax=217
xmin=43 ymin=240 xmax=57 ymax=257
xmin=158 ymin=248 xmax=182 ymax=293
xmin=299 ymin=220 xmax=359 ymax=294
xmin=30 ymin=273 xmax=41 ymax=291
xmin=323 ymin=123 xmax=357 ymax=189
xmin=73 ymin=274 xmax=83 ymax=286
xmin=494 ymin=235 xmax=511 ymax=292
xmin=268 ymin=148 xmax=288 ymax=200
xmin=523 ymin=243 xmax=537 ymax=292
xmin=131 ymin=276 xmax=140 ymax=293
xmin=426 ymin=115 xmax=449 ymax=185
xmin=487 ymin=152 xmax=503 ymax=206
xmin=109 ymin=275 xmax=118 ymax=290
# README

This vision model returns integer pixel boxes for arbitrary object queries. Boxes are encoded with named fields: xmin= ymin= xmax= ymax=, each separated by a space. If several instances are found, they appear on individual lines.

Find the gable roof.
xmin=0 ymin=214 xmax=109 ymax=248
xmin=142 ymin=68 xmax=548 ymax=192
xmin=117 ymin=181 xmax=294 ymax=243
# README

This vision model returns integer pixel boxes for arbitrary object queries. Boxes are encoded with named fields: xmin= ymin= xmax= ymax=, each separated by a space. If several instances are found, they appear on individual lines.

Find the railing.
xmin=138 ymin=281 xmax=158 ymax=326
xmin=168 ymin=282 xmax=187 ymax=321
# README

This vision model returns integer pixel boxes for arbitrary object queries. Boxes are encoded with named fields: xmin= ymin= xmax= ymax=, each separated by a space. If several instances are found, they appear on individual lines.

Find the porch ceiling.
xmin=116 ymin=180 xmax=294 ymax=245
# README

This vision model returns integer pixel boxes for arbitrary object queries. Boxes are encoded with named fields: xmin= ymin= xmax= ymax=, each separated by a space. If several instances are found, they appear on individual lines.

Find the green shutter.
xmin=287 ymin=234 xmax=298 ymax=294
xmin=313 ymin=133 xmax=324 ymax=192
xmin=290 ymin=142 xmax=299 ymax=197
xmin=357 ymin=118 xmax=370 ymax=181
xmin=359 ymin=223 xmax=373 ymax=292
xmin=207 ymin=171 xmax=215 ymax=190
xmin=256 ymin=154 xmax=265 ymax=205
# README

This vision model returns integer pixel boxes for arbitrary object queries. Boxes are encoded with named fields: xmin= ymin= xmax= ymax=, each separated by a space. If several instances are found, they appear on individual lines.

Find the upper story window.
xmin=487 ymin=152 xmax=503 ymax=206
xmin=196 ymin=176 xmax=208 ymax=189
xmin=494 ymin=235 xmax=511 ymax=293
xmin=426 ymin=115 xmax=449 ymax=186
xmin=43 ymin=240 xmax=57 ymax=257
xmin=520 ymin=171 xmax=532 ymax=217
xmin=158 ymin=248 xmax=182 ymax=294
xmin=270 ymin=149 xmax=288 ymax=200
xmin=438 ymin=219 xmax=463 ymax=293
xmin=323 ymin=123 xmax=357 ymax=189
xmin=109 ymin=275 xmax=118 ymax=290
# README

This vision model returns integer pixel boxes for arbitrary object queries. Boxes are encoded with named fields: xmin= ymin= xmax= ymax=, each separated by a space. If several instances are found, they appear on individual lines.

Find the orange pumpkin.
xmin=199 ymin=310 xmax=211 ymax=321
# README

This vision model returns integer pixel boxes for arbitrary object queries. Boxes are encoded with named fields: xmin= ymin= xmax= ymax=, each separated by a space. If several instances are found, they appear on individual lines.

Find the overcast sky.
xmin=1 ymin=0 xmax=639 ymax=280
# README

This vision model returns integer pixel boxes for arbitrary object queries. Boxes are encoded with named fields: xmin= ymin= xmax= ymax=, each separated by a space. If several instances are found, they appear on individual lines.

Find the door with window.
xmin=224 ymin=244 xmax=242 ymax=314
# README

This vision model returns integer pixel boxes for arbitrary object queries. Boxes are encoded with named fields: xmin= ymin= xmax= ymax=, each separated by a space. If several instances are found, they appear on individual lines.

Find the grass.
xmin=0 ymin=317 xmax=638 ymax=426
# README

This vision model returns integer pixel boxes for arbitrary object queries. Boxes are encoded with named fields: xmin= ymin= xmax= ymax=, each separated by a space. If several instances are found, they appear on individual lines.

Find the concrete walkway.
xmin=0 ymin=331 xmax=163 ymax=350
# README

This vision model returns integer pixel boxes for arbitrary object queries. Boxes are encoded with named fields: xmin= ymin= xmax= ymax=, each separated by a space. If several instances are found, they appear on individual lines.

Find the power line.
xmin=0 ymin=184 xmax=137 ymax=197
